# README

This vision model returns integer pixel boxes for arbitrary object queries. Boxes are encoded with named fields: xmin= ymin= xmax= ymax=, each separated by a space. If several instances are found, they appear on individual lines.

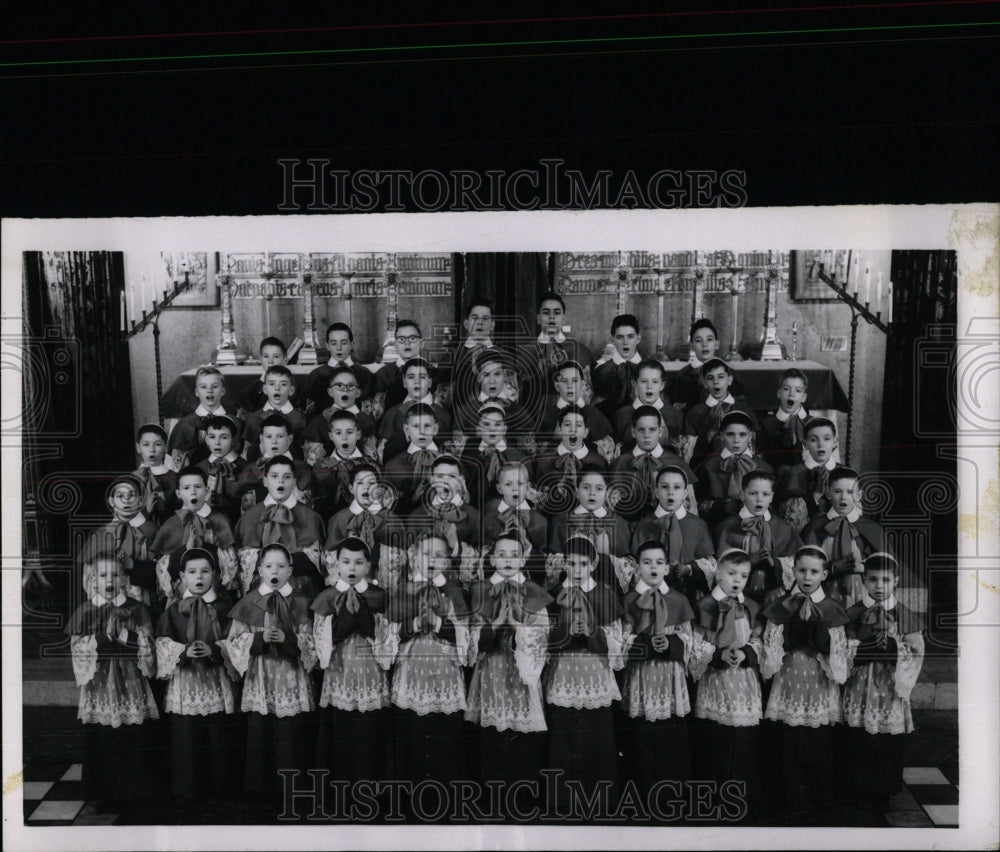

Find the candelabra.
xmin=759 ymin=259 xmax=786 ymax=361
xmin=687 ymin=258 xmax=707 ymax=362
xmin=298 ymin=254 xmax=321 ymax=365
xmin=381 ymin=253 xmax=401 ymax=364
xmin=214 ymin=253 xmax=247 ymax=366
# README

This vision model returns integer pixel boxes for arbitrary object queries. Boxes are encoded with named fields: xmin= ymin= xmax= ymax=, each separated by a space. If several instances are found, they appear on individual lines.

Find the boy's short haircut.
xmin=741 ymin=470 xmax=776 ymax=490
xmin=655 ymin=465 xmax=689 ymax=487
xmin=631 ymin=405 xmax=663 ymax=427
xmin=349 ymin=461 xmax=379 ymax=482
xmin=259 ymin=336 xmax=287 ymax=355
xmin=636 ymin=359 xmax=666 ymax=381
xmin=261 ymin=413 xmax=291 ymax=432
xmin=577 ymin=463 xmax=607 ymax=480
xmin=717 ymin=547 xmax=752 ymax=571
xmin=179 ymin=545 xmax=220 ymax=575
xmin=611 ymin=314 xmax=640 ymax=335
xmin=263 ymin=364 xmax=294 ymax=383
xmin=478 ymin=403 xmax=507 ymax=421
xmin=263 ymin=454 xmax=295 ymax=474
xmin=136 ymin=423 xmax=168 ymax=443
xmin=107 ymin=473 xmax=144 ymax=499
xmin=204 ymin=414 xmax=238 ymax=435
xmin=395 ymin=319 xmax=422 ymax=336
xmin=804 ymin=416 xmax=836 ymax=437
xmin=635 ymin=539 xmax=667 ymax=561
xmin=562 ymin=534 xmax=597 ymax=562
xmin=556 ymin=406 xmax=587 ymax=428
xmin=863 ymin=552 xmax=900 ymax=577
xmin=475 ymin=348 xmax=512 ymax=374
xmin=497 ymin=460 xmax=529 ymax=480
xmin=794 ymin=544 xmax=830 ymax=571
xmin=488 ymin=530 xmax=525 ymax=554
xmin=176 ymin=465 xmax=209 ymax=485
xmin=329 ymin=409 xmax=359 ymax=428
xmin=689 ymin=318 xmax=718 ymax=340
xmin=554 ymin=360 xmax=584 ymax=380
xmin=333 ymin=536 xmax=372 ymax=560
xmin=466 ymin=297 xmax=494 ymax=317
xmin=328 ymin=368 xmax=359 ymax=387
xmin=700 ymin=357 xmax=731 ymax=378
xmin=779 ymin=367 xmax=809 ymax=389
xmin=404 ymin=402 xmax=437 ymax=423
xmin=326 ymin=321 xmax=354 ymax=342
xmin=195 ymin=365 xmax=225 ymax=385
xmin=260 ymin=541 xmax=292 ymax=563
xmin=720 ymin=411 xmax=754 ymax=431
xmin=401 ymin=357 xmax=433 ymax=375
xmin=430 ymin=453 xmax=461 ymax=471
xmin=537 ymin=290 xmax=566 ymax=312
xmin=828 ymin=465 xmax=860 ymax=487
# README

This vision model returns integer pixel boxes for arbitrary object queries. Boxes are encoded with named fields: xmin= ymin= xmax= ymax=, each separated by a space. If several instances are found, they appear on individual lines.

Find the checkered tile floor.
xmin=22 ymin=764 xmax=117 ymax=826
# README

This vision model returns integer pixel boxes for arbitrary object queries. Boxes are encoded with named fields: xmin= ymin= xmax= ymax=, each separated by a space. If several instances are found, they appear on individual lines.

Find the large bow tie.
xmin=178 ymin=594 xmax=221 ymax=645
xmin=410 ymin=450 xmax=437 ymax=500
xmin=498 ymin=505 xmax=530 ymax=533
xmin=657 ymin=513 xmax=684 ymax=565
xmin=782 ymin=592 xmax=815 ymax=622
xmin=347 ymin=510 xmax=378 ymax=549
xmin=179 ymin=510 xmax=214 ymax=549
xmin=809 ymin=465 xmax=831 ymax=498
xmin=208 ymin=459 xmax=235 ymax=498
xmin=633 ymin=587 xmax=672 ymax=636
xmin=824 ymin=515 xmax=860 ymax=561
xmin=555 ymin=584 xmax=595 ymax=637
xmin=708 ymin=399 xmax=734 ymax=438
xmin=554 ymin=452 xmax=582 ymax=491
xmin=264 ymin=590 xmax=296 ymax=633
xmin=631 ymin=454 xmax=659 ymax=504
xmin=483 ymin=447 xmax=506 ymax=485
xmin=334 ymin=585 xmax=363 ymax=616
xmin=720 ymin=453 xmax=756 ymax=500
xmin=406 ymin=581 xmax=448 ymax=625
xmin=101 ymin=599 xmax=133 ymax=641
xmin=543 ymin=339 xmax=568 ymax=369
xmin=785 ymin=413 xmax=806 ymax=448
xmin=262 ymin=503 xmax=298 ymax=552
xmin=136 ymin=467 xmax=165 ymax=515
xmin=113 ymin=519 xmax=148 ymax=562
xmin=571 ymin=511 xmax=604 ymax=543
xmin=320 ymin=456 xmax=354 ymax=502
xmin=715 ymin=596 xmax=750 ymax=648
xmin=489 ymin=580 xmax=526 ymax=626
xmin=741 ymin=515 xmax=774 ymax=562
xmin=858 ymin=604 xmax=892 ymax=646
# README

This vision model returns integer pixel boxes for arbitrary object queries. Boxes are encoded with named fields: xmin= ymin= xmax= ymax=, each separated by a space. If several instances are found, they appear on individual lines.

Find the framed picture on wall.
xmin=789 ymin=249 xmax=846 ymax=302
xmin=161 ymin=251 xmax=218 ymax=307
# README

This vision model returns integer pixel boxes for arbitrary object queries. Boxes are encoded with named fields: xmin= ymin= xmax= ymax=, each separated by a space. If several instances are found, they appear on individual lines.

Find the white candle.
xmin=120 ymin=291 xmax=126 ymax=332
xmin=865 ymin=264 xmax=871 ymax=304
xmin=877 ymin=271 xmax=883 ymax=307
xmin=888 ymin=282 xmax=893 ymax=323
xmin=851 ymin=255 xmax=859 ymax=297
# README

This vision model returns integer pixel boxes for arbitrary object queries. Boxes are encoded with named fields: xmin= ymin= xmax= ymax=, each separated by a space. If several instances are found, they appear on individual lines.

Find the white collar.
xmin=827 ymin=505 xmax=862 ymax=523
xmin=633 ymin=396 xmax=663 ymax=410
xmin=721 ymin=447 xmax=754 ymax=460
xmin=538 ymin=330 xmax=567 ymax=344
xmin=330 ymin=448 xmax=363 ymax=462
xmin=688 ymin=353 xmax=707 ymax=369
xmin=335 ymin=578 xmax=369 ymax=593
xmin=332 ymin=403 xmax=361 ymax=416
xmin=92 ymin=591 xmax=128 ymax=607
xmin=116 ymin=511 xmax=147 ymax=528
xmin=327 ymin=355 xmax=355 ymax=367
xmin=478 ymin=391 xmax=504 ymax=404
xmin=464 ymin=337 xmax=493 ymax=349
xmin=791 ymin=585 xmax=826 ymax=603
xmin=739 ymin=505 xmax=772 ymax=522
xmin=183 ymin=502 xmax=212 ymax=518
xmin=803 ymin=451 xmax=839 ymax=471
xmin=263 ymin=400 xmax=294 ymax=414
xmin=655 ymin=503 xmax=687 ymax=520
xmin=562 ymin=575 xmax=596 ymax=593
xmin=775 ymin=406 xmax=808 ymax=423
xmin=407 ymin=442 xmax=439 ymax=455
xmin=194 ymin=404 xmax=226 ymax=417
xmin=392 ymin=354 xmax=408 ymax=368
xmin=410 ymin=572 xmax=447 ymax=587
xmin=497 ymin=499 xmax=530 ymax=513
xmin=633 ymin=443 xmax=664 ymax=459
xmin=861 ymin=591 xmax=896 ymax=610
xmin=478 ymin=438 xmax=508 ymax=453
xmin=432 ymin=490 xmax=464 ymax=508
xmin=349 ymin=499 xmax=382 ymax=515
xmin=574 ymin=505 xmax=608 ymax=518
xmin=489 ymin=570 xmax=526 ymax=585
xmin=405 ymin=393 xmax=434 ymax=406
xmin=705 ymin=393 xmax=735 ymax=409
xmin=258 ymin=581 xmax=293 ymax=597
xmin=139 ymin=463 xmax=169 ymax=476
xmin=182 ymin=587 xmax=218 ymax=603
xmin=635 ymin=578 xmax=670 ymax=595
xmin=612 ymin=350 xmax=642 ymax=365
xmin=557 ymin=443 xmax=588 ymax=459
xmin=263 ymin=493 xmax=299 ymax=510
xmin=556 ymin=397 xmax=583 ymax=410
xmin=208 ymin=450 xmax=239 ymax=464
xmin=711 ymin=584 xmax=745 ymax=604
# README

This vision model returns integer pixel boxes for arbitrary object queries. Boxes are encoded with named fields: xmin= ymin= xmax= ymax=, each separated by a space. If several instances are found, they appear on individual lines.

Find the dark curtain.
xmin=22 ymin=251 xmax=133 ymax=641
xmin=880 ymin=250 xmax=958 ymax=631
xmin=459 ymin=253 xmax=550 ymax=341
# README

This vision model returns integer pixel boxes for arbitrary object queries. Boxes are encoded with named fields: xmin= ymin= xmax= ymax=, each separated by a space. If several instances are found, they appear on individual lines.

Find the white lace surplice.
xmin=219 ymin=619 xmax=316 ymax=717
xmin=465 ymin=609 xmax=549 ymax=732
xmin=313 ymin=612 xmax=394 ymax=712
xmin=544 ymin=621 xmax=623 ymax=710
xmin=71 ymin=629 xmax=160 ymax=727
xmin=391 ymin=612 xmax=469 ymax=716
xmin=155 ymin=636 xmax=236 ymax=715
xmin=620 ymin=623 xmax=695 ymax=722
xmin=691 ymin=625 xmax=763 ymax=727
xmin=843 ymin=632 xmax=924 ymax=735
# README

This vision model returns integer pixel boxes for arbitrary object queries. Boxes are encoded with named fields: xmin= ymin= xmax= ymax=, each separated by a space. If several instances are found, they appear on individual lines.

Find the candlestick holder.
xmin=380 ymin=253 xmax=401 ymax=364
xmin=214 ymin=254 xmax=247 ymax=365
xmin=758 ymin=262 xmax=787 ymax=361
xmin=687 ymin=261 xmax=707 ymax=362
xmin=298 ymin=259 xmax=321 ymax=366
xmin=724 ymin=271 xmax=746 ymax=361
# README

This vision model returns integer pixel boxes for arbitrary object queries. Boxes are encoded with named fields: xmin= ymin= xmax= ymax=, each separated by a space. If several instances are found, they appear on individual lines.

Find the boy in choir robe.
xmin=530 ymin=408 xmax=607 ymax=518
xmin=302 ymin=367 xmax=377 ymax=455
xmin=611 ymin=359 xmax=685 ymax=451
xmin=714 ymin=470 xmax=803 ymax=603
xmin=373 ymin=319 xmax=429 ymax=410
xmin=591 ymin=313 xmax=644 ymax=420
xmin=407 ymin=454 xmax=483 ymax=552
xmin=324 ymin=464 xmax=395 ymax=584
xmin=239 ymin=336 xmax=289 ymax=414
xmin=305 ymin=322 xmax=373 ymax=410
xmin=457 ymin=403 xmax=528 ymax=510
xmin=381 ymin=402 xmax=442 ymax=515
xmin=241 ymin=366 xmax=308 ymax=463
xmin=313 ymin=410 xmax=378 ymax=521
xmin=236 ymin=415 xmax=317 ymax=511
xmin=685 ymin=359 xmax=760 ymax=467
xmin=669 ymin=319 xmax=747 ymax=411
xmin=538 ymin=360 xmax=612 ymax=448
xmin=801 ymin=466 xmax=885 ymax=607
xmin=378 ymin=357 xmax=452 ymax=464
xmin=694 ymin=411 xmax=774 ymax=529
xmin=133 ymin=423 xmax=179 ymax=525
xmin=452 ymin=349 xmax=531 ymax=436
xmin=451 ymin=299 xmax=502 ymax=411
xmin=234 ymin=455 xmax=326 ymax=595
xmin=82 ymin=474 xmax=160 ymax=605
xmin=630 ymin=466 xmax=716 ymax=607
xmin=195 ymin=415 xmax=247 ymax=525
xmin=167 ymin=366 xmax=241 ymax=468
xmin=758 ymin=368 xmax=813 ymax=474
xmin=611 ymin=405 xmax=695 ymax=520
xmin=775 ymin=417 xmax=841 ymax=533
xmin=481 ymin=461 xmax=549 ymax=581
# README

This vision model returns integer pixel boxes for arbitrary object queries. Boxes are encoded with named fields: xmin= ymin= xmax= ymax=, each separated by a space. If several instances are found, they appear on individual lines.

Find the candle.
xmin=888 ymin=282 xmax=893 ymax=324
xmin=864 ymin=264 xmax=871 ymax=304
xmin=120 ymin=291 xmax=126 ymax=332
xmin=877 ymin=271 xmax=883 ymax=306
xmin=851 ymin=255 xmax=858 ymax=297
